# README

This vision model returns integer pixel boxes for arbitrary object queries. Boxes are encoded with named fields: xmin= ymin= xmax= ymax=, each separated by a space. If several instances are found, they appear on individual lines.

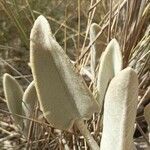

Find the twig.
xmin=0 ymin=132 xmax=21 ymax=143
xmin=136 ymin=123 xmax=150 ymax=146
xmin=0 ymin=58 xmax=30 ymax=83
xmin=88 ymin=0 xmax=103 ymax=13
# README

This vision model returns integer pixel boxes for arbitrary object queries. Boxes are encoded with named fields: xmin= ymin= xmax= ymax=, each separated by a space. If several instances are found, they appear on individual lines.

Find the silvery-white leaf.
xmin=97 ymin=38 xmax=122 ymax=113
xmin=30 ymin=15 xmax=99 ymax=130
xmin=100 ymin=67 xmax=138 ymax=150
xmin=3 ymin=73 xmax=24 ymax=130
xmin=144 ymin=103 xmax=150 ymax=127
xmin=22 ymin=81 xmax=37 ymax=117
xmin=22 ymin=81 xmax=38 ymax=136
xmin=90 ymin=23 xmax=107 ymax=79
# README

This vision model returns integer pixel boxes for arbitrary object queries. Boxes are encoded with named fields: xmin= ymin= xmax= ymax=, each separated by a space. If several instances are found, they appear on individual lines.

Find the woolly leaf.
xmin=22 ymin=81 xmax=37 ymax=117
xmin=30 ymin=15 xmax=99 ymax=130
xmin=3 ymin=73 xmax=24 ymax=130
xmin=144 ymin=103 xmax=150 ymax=127
xmin=22 ymin=81 xmax=38 ymax=136
xmin=97 ymin=38 xmax=122 ymax=112
xmin=90 ymin=23 xmax=106 ymax=78
xmin=100 ymin=67 xmax=138 ymax=150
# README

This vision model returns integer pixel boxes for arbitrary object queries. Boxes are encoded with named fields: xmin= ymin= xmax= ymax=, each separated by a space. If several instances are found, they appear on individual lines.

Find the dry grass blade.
xmin=0 ymin=0 xmax=29 ymax=48
xmin=88 ymin=0 xmax=103 ymax=13
xmin=0 ymin=58 xmax=30 ymax=83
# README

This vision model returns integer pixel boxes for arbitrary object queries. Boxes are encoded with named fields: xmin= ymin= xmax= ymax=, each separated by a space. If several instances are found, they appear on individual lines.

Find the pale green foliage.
xmin=100 ymin=67 xmax=138 ymax=150
xmin=22 ymin=81 xmax=37 ymax=118
xmin=22 ymin=81 xmax=38 ymax=136
xmin=30 ymin=15 xmax=99 ymax=130
xmin=90 ymin=23 xmax=107 ymax=79
xmin=3 ymin=74 xmax=39 ymax=137
xmin=97 ymin=38 xmax=122 ymax=113
xmin=3 ymin=73 xmax=24 ymax=130
xmin=144 ymin=103 xmax=150 ymax=126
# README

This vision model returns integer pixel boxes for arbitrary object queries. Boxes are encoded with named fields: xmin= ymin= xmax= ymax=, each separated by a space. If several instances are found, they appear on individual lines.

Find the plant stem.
xmin=75 ymin=119 xmax=99 ymax=150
